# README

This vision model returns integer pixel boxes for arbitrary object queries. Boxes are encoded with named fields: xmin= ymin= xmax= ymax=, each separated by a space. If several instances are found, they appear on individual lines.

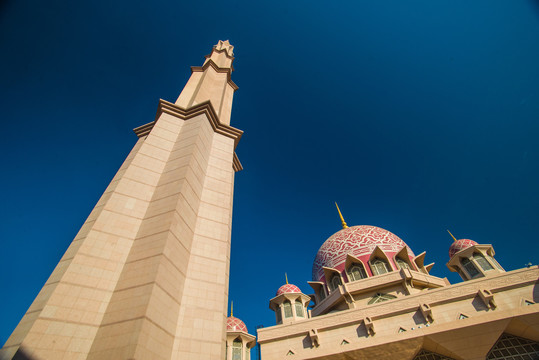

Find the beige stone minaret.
xmin=1 ymin=40 xmax=242 ymax=360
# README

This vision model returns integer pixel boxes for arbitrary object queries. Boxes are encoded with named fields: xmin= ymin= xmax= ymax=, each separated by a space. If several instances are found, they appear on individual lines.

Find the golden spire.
xmin=335 ymin=202 xmax=348 ymax=229
xmin=230 ymin=301 xmax=233 ymax=317
xmin=285 ymin=273 xmax=289 ymax=284
xmin=447 ymin=230 xmax=458 ymax=242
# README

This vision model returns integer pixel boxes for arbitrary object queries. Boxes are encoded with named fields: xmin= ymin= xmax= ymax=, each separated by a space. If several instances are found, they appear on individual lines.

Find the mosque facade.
xmin=256 ymin=218 xmax=539 ymax=359
xmin=1 ymin=41 xmax=538 ymax=360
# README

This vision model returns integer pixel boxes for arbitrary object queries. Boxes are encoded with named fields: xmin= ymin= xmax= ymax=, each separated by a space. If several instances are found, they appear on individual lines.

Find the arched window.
xmin=232 ymin=339 xmax=242 ymax=360
xmin=283 ymin=301 xmax=293 ymax=318
xmin=461 ymin=257 xmax=480 ymax=278
xmin=329 ymin=275 xmax=342 ymax=291
xmin=348 ymin=263 xmax=367 ymax=281
xmin=396 ymin=258 xmax=410 ymax=270
xmin=275 ymin=305 xmax=282 ymax=323
xmin=368 ymin=293 xmax=397 ymax=304
xmin=371 ymin=258 xmax=390 ymax=275
xmin=473 ymin=253 xmax=494 ymax=271
xmin=295 ymin=299 xmax=304 ymax=317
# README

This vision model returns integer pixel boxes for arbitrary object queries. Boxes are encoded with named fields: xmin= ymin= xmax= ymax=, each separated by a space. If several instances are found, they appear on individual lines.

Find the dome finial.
xmin=230 ymin=301 xmax=233 ymax=317
xmin=335 ymin=202 xmax=348 ymax=229
xmin=285 ymin=272 xmax=289 ymax=284
xmin=447 ymin=229 xmax=457 ymax=242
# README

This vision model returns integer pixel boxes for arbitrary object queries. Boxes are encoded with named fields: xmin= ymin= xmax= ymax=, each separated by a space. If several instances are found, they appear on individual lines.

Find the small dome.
xmin=226 ymin=316 xmax=248 ymax=332
xmin=312 ymin=225 xmax=414 ymax=282
xmin=276 ymin=283 xmax=301 ymax=296
xmin=449 ymin=239 xmax=478 ymax=258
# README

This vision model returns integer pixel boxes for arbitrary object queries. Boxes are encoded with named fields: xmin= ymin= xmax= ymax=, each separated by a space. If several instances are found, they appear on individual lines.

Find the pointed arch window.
xmin=371 ymin=258 xmax=390 ymax=275
xmin=283 ymin=300 xmax=293 ymax=318
xmin=473 ymin=253 xmax=494 ymax=271
xmin=275 ymin=305 xmax=282 ymax=323
xmin=461 ymin=257 xmax=480 ymax=278
xmin=348 ymin=263 xmax=367 ymax=281
xmin=294 ymin=299 xmax=304 ymax=317
xmin=329 ymin=275 xmax=342 ymax=291
xmin=232 ymin=339 xmax=243 ymax=360
xmin=396 ymin=258 xmax=410 ymax=270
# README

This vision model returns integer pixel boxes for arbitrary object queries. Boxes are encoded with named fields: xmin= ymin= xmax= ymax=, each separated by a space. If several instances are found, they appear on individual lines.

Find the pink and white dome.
xmin=226 ymin=316 xmax=248 ymax=332
xmin=449 ymin=239 xmax=478 ymax=258
xmin=276 ymin=283 xmax=301 ymax=296
xmin=312 ymin=225 xmax=414 ymax=282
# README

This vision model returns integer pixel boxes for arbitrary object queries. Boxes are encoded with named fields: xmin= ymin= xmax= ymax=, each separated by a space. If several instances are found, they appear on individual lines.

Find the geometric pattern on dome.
xmin=226 ymin=316 xmax=247 ymax=332
xmin=276 ymin=283 xmax=301 ymax=296
xmin=448 ymin=239 xmax=478 ymax=258
xmin=312 ymin=225 xmax=414 ymax=282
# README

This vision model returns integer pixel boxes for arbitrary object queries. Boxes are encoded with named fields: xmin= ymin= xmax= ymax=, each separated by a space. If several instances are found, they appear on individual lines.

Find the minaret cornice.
xmin=191 ymin=59 xmax=239 ymax=91
xmin=205 ymin=47 xmax=235 ymax=62
xmin=133 ymin=99 xmax=243 ymax=171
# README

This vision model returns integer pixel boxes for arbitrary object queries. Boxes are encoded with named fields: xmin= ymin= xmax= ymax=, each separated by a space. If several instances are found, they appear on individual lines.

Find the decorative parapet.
xmin=133 ymin=99 xmax=243 ymax=171
xmin=311 ymin=269 xmax=446 ymax=317
xmin=258 ymin=267 xmax=538 ymax=343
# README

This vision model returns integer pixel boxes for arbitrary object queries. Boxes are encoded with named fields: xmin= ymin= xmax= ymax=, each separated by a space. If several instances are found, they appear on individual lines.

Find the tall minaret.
xmin=1 ymin=40 xmax=242 ymax=360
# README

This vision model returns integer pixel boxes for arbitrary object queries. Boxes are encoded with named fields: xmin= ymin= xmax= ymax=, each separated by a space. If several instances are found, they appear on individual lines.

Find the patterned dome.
xmin=312 ymin=225 xmax=414 ymax=282
xmin=276 ymin=283 xmax=301 ymax=296
xmin=226 ymin=316 xmax=248 ymax=332
xmin=449 ymin=239 xmax=478 ymax=258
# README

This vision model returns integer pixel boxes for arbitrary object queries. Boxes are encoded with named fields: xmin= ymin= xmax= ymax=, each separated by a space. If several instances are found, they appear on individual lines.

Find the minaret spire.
xmin=0 ymin=42 xmax=243 ymax=360
xmin=175 ymin=40 xmax=238 ymax=125
xmin=447 ymin=229 xmax=458 ymax=242
xmin=335 ymin=202 xmax=348 ymax=229
xmin=285 ymin=273 xmax=289 ymax=284
xmin=231 ymin=301 xmax=234 ymax=317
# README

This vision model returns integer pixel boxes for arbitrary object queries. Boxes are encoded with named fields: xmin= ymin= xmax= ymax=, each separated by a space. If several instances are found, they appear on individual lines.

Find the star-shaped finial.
xmin=215 ymin=40 xmax=234 ymax=56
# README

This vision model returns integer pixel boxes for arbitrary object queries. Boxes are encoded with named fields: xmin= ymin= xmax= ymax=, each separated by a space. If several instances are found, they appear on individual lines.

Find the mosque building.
xmin=255 ymin=206 xmax=539 ymax=359
xmin=1 ymin=41 xmax=538 ymax=360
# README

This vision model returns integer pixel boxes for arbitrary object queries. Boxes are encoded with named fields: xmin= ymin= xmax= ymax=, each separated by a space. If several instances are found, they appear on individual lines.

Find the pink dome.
xmin=226 ymin=316 xmax=248 ymax=332
xmin=312 ymin=225 xmax=414 ymax=282
xmin=449 ymin=239 xmax=478 ymax=258
xmin=276 ymin=283 xmax=301 ymax=296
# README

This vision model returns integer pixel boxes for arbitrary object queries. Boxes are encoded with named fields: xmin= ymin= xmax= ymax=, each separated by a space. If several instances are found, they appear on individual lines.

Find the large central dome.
xmin=312 ymin=225 xmax=414 ymax=282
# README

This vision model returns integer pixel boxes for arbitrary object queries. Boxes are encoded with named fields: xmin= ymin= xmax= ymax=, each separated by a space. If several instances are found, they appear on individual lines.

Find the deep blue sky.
xmin=1 ymin=0 xmax=539 ymax=348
